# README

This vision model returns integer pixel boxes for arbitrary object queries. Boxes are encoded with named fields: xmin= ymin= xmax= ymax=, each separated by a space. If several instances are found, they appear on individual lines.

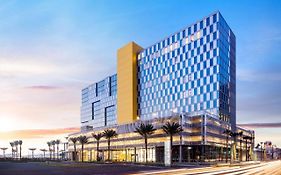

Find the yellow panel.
xmin=117 ymin=42 xmax=143 ymax=125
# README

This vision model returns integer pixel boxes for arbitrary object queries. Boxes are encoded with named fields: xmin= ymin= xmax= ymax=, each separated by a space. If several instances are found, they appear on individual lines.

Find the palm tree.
xmin=230 ymin=132 xmax=240 ymax=161
xmin=260 ymin=142 xmax=264 ymax=161
xmin=77 ymin=135 xmax=89 ymax=162
xmin=70 ymin=137 xmax=78 ymax=161
xmin=103 ymin=129 xmax=118 ymax=161
xmin=92 ymin=133 xmax=104 ymax=161
xmin=242 ymin=135 xmax=252 ymax=161
xmin=135 ymin=123 xmax=156 ymax=163
xmin=51 ymin=140 xmax=56 ymax=159
xmin=40 ymin=149 xmax=47 ymax=159
xmin=29 ymin=148 xmax=36 ymax=159
xmin=256 ymin=143 xmax=263 ymax=161
xmin=162 ymin=122 xmax=183 ymax=164
xmin=47 ymin=141 xmax=52 ymax=160
xmin=223 ymin=129 xmax=233 ymax=163
xmin=18 ymin=140 xmax=23 ymax=160
xmin=10 ymin=142 xmax=15 ymax=159
xmin=238 ymin=131 xmax=243 ymax=161
xmin=55 ymin=139 xmax=60 ymax=160
xmin=0 ymin=148 xmax=8 ymax=158
xmin=14 ymin=140 xmax=19 ymax=159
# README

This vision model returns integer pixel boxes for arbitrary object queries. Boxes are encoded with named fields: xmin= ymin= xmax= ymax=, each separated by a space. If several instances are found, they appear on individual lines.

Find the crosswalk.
xmin=130 ymin=160 xmax=281 ymax=175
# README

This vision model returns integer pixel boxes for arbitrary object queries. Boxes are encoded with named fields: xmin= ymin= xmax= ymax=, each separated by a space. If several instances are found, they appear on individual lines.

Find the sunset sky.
xmin=0 ymin=0 xmax=281 ymax=156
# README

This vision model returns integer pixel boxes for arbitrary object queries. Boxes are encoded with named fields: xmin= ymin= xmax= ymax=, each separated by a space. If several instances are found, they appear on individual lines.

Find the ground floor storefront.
xmin=72 ymin=144 xmax=253 ymax=163
xmin=69 ymin=113 xmax=255 ymax=164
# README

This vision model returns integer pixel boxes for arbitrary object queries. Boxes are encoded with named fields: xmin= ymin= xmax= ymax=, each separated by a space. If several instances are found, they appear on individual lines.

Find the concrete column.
xmin=164 ymin=141 xmax=171 ymax=166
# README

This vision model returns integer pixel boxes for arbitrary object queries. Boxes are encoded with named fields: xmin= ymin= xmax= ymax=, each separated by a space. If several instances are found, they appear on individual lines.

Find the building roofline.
xmin=139 ymin=10 xmax=221 ymax=53
xmin=82 ymin=73 xmax=117 ymax=92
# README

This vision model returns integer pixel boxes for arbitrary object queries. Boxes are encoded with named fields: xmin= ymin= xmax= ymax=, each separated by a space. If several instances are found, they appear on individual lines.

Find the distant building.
xmin=254 ymin=141 xmax=280 ymax=161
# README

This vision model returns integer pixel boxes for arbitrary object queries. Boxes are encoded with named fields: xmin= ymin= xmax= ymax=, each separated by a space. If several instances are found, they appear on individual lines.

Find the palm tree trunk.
xmin=96 ymin=141 xmax=99 ymax=161
xmin=57 ymin=145 xmax=59 ymax=160
xmin=16 ymin=145 xmax=18 ymax=159
xmin=107 ymin=139 xmax=110 ymax=161
xmin=240 ymin=139 xmax=242 ymax=161
xmin=74 ymin=144 xmax=76 ymax=161
xmin=81 ymin=144 xmax=84 ymax=162
xmin=260 ymin=145 xmax=263 ymax=161
xmin=20 ymin=145 xmax=22 ymax=160
xmin=245 ymin=140 xmax=248 ymax=161
xmin=170 ymin=135 xmax=173 ymax=164
xmin=53 ymin=146 xmax=55 ymax=160
xmin=145 ymin=136 xmax=148 ymax=163
xmin=233 ymin=136 xmax=237 ymax=161
xmin=49 ymin=148 xmax=51 ymax=160
xmin=226 ymin=136 xmax=228 ymax=163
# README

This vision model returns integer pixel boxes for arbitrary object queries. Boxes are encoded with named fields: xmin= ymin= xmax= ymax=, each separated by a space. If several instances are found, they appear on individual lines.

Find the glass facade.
xmin=137 ymin=12 xmax=236 ymax=127
xmin=80 ymin=12 xmax=235 ymax=130
xmin=81 ymin=74 xmax=117 ymax=129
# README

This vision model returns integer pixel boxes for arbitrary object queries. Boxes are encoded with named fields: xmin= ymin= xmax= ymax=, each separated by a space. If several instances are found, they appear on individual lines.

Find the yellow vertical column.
xmin=117 ymin=42 xmax=143 ymax=125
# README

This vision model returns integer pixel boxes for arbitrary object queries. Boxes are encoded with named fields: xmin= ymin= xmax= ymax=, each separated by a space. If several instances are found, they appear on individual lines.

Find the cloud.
xmin=24 ymin=85 xmax=60 ymax=90
xmin=0 ymin=127 xmax=80 ymax=140
xmin=238 ymin=122 xmax=281 ymax=129
xmin=237 ymin=69 xmax=281 ymax=82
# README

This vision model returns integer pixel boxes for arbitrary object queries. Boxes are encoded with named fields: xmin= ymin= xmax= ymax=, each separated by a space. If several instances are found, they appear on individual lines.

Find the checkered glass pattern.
xmin=137 ymin=12 xmax=236 ymax=123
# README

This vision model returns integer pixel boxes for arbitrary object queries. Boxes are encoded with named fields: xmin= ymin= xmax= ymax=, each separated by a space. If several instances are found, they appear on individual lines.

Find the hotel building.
xmin=69 ymin=11 xmax=254 ymax=163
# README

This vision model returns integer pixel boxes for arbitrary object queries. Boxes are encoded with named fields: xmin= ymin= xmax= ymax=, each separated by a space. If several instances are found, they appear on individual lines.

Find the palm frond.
xmin=92 ymin=133 xmax=104 ymax=140
xmin=162 ymin=122 xmax=183 ymax=135
xmin=135 ymin=123 xmax=156 ymax=137
xmin=78 ymin=135 xmax=89 ymax=144
xmin=103 ymin=129 xmax=118 ymax=139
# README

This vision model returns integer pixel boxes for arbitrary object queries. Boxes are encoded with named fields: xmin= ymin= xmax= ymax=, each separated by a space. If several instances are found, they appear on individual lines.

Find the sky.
xmin=0 ymin=0 xmax=281 ymax=156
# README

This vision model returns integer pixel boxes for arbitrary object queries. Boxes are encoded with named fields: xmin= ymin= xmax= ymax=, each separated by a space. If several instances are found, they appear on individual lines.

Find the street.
xmin=0 ymin=161 xmax=165 ymax=175
xmin=132 ymin=161 xmax=281 ymax=175
xmin=0 ymin=161 xmax=280 ymax=175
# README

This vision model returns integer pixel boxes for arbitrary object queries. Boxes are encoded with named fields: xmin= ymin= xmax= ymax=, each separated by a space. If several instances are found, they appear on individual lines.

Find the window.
xmin=97 ymin=80 xmax=105 ymax=96
xmin=200 ymin=21 xmax=203 ymax=29
xmin=197 ymin=31 xmax=201 ymax=39
xmin=162 ymin=75 xmax=169 ymax=82
xmin=109 ymin=75 xmax=117 ymax=96
xmin=92 ymin=100 xmax=101 ymax=120
xmin=213 ymin=32 xmax=217 ymax=40
xmin=213 ymin=14 xmax=217 ymax=23
xmin=105 ymin=105 xmax=115 ymax=126
xmin=185 ymin=38 xmax=189 ymax=45
xmin=206 ymin=17 xmax=210 ymax=26
xmin=191 ymin=35 xmax=194 ymax=42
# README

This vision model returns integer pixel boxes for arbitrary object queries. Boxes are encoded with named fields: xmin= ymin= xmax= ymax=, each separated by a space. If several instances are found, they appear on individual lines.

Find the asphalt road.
xmin=132 ymin=160 xmax=281 ymax=175
xmin=0 ymin=161 xmax=280 ymax=175
xmin=0 ymin=162 xmax=167 ymax=175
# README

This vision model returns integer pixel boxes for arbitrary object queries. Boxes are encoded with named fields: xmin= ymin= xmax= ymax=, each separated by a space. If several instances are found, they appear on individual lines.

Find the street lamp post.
xmin=29 ymin=148 xmax=36 ymax=159
xmin=179 ymin=113 xmax=183 ymax=163
xmin=0 ymin=148 xmax=8 ymax=158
